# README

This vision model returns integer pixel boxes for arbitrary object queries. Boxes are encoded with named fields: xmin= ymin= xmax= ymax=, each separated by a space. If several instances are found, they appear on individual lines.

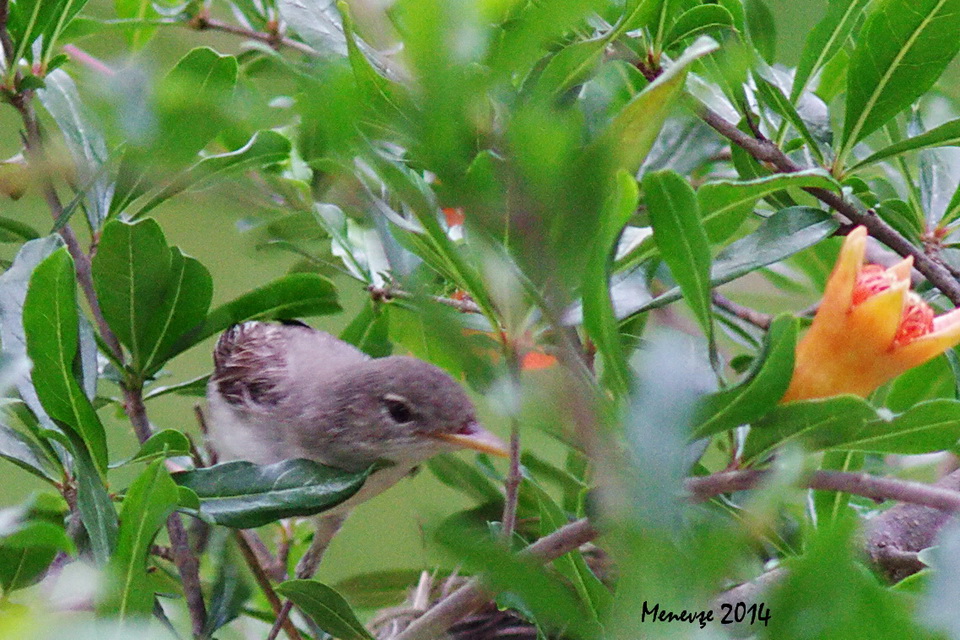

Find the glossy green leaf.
xmin=435 ymin=521 xmax=600 ymax=638
xmin=745 ymin=397 xmax=960 ymax=463
xmin=278 ymin=0 xmax=348 ymax=56
xmin=143 ymin=374 xmax=210 ymax=401
xmin=662 ymin=5 xmax=734 ymax=52
xmin=65 ymin=427 xmax=118 ymax=565
xmin=754 ymin=73 xmax=826 ymax=165
xmin=769 ymin=519 xmax=936 ymax=640
xmin=622 ymin=207 xmax=839 ymax=320
xmin=582 ymin=171 xmax=638 ymax=396
xmin=744 ymin=0 xmax=776 ymax=62
xmin=643 ymin=169 xmax=713 ymax=340
xmin=334 ymin=569 xmax=435 ymax=608
xmin=131 ymin=131 xmax=291 ymax=219
xmin=141 ymin=249 xmax=213 ymax=375
xmin=851 ymin=118 xmax=960 ymax=172
xmin=24 ymin=249 xmax=107 ymax=472
xmin=172 ymin=273 xmax=340 ymax=359
xmin=698 ymin=170 xmax=840 ymax=243
xmin=339 ymin=301 xmax=392 ymax=358
xmin=113 ymin=429 xmax=191 ymax=467
xmin=172 ymin=459 xmax=371 ymax=528
xmin=839 ymin=0 xmax=960 ymax=164
xmin=526 ymin=480 xmax=610 ymax=621
xmin=277 ymin=580 xmax=374 ymax=640
xmin=100 ymin=459 xmax=179 ymax=620
xmin=92 ymin=218 xmax=169 ymax=369
xmin=791 ymin=0 xmax=870 ymax=100
xmin=692 ymin=315 xmax=797 ymax=439
xmin=602 ymin=36 xmax=719 ymax=173
xmin=204 ymin=543 xmax=252 ymax=635
xmin=536 ymin=35 xmax=609 ymax=97
xmin=93 ymin=220 xmax=213 ymax=376
xmin=427 ymin=453 xmax=503 ymax=505
xmin=114 ymin=0 xmax=162 ymax=49
xmin=0 ymin=421 xmax=59 ymax=482
xmin=0 ymin=501 xmax=72 ymax=592
xmin=37 ymin=70 xmax=113 ymax=230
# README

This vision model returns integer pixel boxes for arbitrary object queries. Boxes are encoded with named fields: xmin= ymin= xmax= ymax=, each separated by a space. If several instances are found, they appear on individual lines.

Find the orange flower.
xmin=782 ymin=226 xmax=960 ymax=402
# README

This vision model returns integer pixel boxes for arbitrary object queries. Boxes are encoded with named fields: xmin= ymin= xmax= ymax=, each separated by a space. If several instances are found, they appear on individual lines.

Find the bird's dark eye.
xmin=384 ymin=396 xmax=414 ymax=424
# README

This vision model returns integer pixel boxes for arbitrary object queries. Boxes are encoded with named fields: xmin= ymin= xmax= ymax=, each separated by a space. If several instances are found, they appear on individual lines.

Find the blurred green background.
xmin=0 ymin=0 xmax=827 ymax=588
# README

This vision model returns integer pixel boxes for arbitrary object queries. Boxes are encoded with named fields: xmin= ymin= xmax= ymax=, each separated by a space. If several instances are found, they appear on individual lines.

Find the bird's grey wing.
xmin=211 ymin=322 xmax=291 ymax=409
xmin=211 ymin=321 xmax=369 ymax=411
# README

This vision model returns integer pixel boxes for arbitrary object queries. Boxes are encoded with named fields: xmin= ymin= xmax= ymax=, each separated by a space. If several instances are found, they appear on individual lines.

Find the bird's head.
xmin=322 ymin=356 xmax=509 ymax=468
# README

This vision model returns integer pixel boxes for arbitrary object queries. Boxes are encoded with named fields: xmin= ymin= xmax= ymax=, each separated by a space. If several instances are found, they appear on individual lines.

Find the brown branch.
xmin=189 ymin=14 xmax=321 ymax=57
xmin=393 ymin=519 xmax=599 ymax=640
xmin=234 ymin=531 xmax=305 ymax=640
xmin=396 ymin=468 xmax=960 ymax=640
xmin=698 ymin=106 xmax=960 ymax=306
xmin=8 ymin=76 xmax=208 ymax=634
xmin=0 ymin=0 xmax=15 ymax=66
xmin=368 ymin=285 xmax=483 ymax=314
xmin=711 ymin=292 xmax=772 ymax=330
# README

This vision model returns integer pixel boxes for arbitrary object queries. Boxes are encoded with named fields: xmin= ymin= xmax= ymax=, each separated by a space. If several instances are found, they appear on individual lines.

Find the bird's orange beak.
xmin=431 ymin=421 xmax=510 ymax=458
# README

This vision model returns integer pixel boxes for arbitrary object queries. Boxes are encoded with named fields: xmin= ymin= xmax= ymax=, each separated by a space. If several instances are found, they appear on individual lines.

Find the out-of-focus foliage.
xmin=3 ymin=0 xmax=960 ymax=638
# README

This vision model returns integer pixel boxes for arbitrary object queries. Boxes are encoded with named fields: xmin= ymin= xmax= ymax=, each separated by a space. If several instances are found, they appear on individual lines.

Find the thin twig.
xmin=500 ymin=421 xmax=521 ymax=539
xmin=368 ymin=284 xmax=484 ymax=314
xmin=698 ymin=105 xmax=960 ymax=306
xmin=395 ymin=468 xmax=960 ymax=640
xmin=234 ymin=531 xmax=305 ymax=640
xmin=189 ymin=13 xmax=321 ymax=57
xmin=0 ymin=0 xmax=15 ymax=66
xmin=711 ymin=292 xmax=773 ymax=330
xmin=168 ymin=513 xmax=208 ymax=637
xmin=266 ymin=513 xmax=348 ymax=640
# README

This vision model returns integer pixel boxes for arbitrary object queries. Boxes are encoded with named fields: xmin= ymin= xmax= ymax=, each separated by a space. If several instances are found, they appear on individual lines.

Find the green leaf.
xmin=525 ymin=480 xmax=610 ymax=621
xmin=643 ymin=169 xmax=713 ymax=341
xmin=435 ymin=521 xmax=600 ymax=639
xmin=339 ymin=301 xmax=392 ymax=358
xmin=698 ymin=170 xmax=840 ymax=243
xmin=745 ymin=397 xmax=960 ymax=462
xmin=24 ymin=249 xmax=108 ymax=472
xmin=692 ymin=315 xmax=797 ymax=439
xmin=93 ymin=219 xmax=213 ymax=376
xmin=0 ymin=420 xmax=60 ymax=482
xmin=0 ymin=500 xmax=72 ymax=592
xmin=142 ymin=374 xmax=210 ymax=401
xmin=754 ymin=73 xmax=826 ymax=166
xmin=204 ymin=542 xmax=252 ymax=635
xmin=334 ymin=569 xmax=435 ymax=608
xmin=37 ymin=70 xmax=113 ymax=230
xmin=276 ymin=580 xmax=374 ymax=640
xmin=535 ymin=35 xmax=609 ymax=97
xmin=130 ymin=131 xmax=291 ymax=219
xmin=770 ymin=519 xmax=936 ymax=640
xmin=744 ymin=0 xmax=776 ymax=63
xmin=66 ymin=427 xmax=118 ymax=565
xmin=278 ymin=0 xmax=348 ymax=55
xmin=582 ymin=171 xmax=637 ymax=396
xmin=662 ymin=5 xmax=735 ymax=52
xmin=0 ymin=217 xmax=39 ymax=243
xmin=114 ymin=0 xmax=162 ymax=49
xmin=601 ymin=36 xmax=719 ymax=173
xmin=838 ymin=0 xmax=960 ymax=164
xmin=850 ymin=117 xmax=960 ymax=172
xmin=427 ymin=453 xmax=503 ymax=505
xmin=621 ymin=206 xmax=839 ymax=320
xmin=172 ymin=459 xmax=371 ymax=528
xmin=92 ymin=218 xmax=168 ymax=369
xmin=791 ymin=0 xmax=871 ymax=100
xmin=140 ymin=249 xmax=213 ymax=375
xmin=100 ymin=459 xmax=179 ymax=620
xmin=112 ymin=429 xmax=191 ymax=467
xmin=171 ymin=273 xmax=340 ymax=360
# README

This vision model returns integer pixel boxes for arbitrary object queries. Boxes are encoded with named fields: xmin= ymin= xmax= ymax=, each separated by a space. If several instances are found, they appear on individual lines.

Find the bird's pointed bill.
xmin=431 ymin=422 xmax=510 ymax=458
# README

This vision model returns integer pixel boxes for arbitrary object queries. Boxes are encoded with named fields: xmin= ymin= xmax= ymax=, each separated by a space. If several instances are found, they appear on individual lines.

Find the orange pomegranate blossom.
xmin=781 ymin=226 xmax=960 ymax=402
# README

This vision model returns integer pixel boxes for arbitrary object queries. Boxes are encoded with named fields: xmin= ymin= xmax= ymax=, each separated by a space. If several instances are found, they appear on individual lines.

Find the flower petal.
xmin=817 ymin=227 xmax=867 ymax=326
xmin=848 ymin=280 xmax=908 ymax=349
xmin=894 ymin=307 xmax=960 ymax=370
xmin=887 ymin=256 xmax=914 ymax=283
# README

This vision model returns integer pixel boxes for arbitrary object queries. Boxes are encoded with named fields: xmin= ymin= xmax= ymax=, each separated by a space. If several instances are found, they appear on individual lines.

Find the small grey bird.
xmin=206 ymin=320 xmax=509 ymax=512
